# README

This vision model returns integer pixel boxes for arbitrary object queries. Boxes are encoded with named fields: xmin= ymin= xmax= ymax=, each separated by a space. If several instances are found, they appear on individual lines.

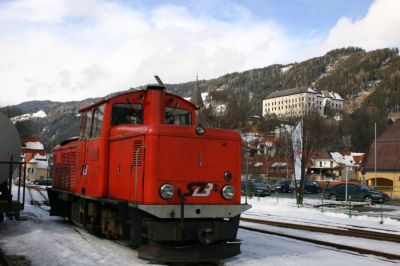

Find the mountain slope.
xmin=1 ymin=47 xmax=399 ymax=150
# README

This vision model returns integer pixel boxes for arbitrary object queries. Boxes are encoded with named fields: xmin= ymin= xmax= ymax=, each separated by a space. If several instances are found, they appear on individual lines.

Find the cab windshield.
xmin=165 ymin=107 xmax=192 ymax=125
xmin=111 ymin=103 xmax=143 ymax=125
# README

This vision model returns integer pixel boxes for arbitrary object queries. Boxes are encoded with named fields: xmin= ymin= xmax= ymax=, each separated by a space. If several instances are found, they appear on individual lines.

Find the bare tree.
xmin=297 ymin=112 xmax=332 ymax=205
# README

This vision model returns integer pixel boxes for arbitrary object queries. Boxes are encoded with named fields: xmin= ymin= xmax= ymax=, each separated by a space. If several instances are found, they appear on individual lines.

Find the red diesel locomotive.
xmin=47 ymin=84 xmax=250 ymax=262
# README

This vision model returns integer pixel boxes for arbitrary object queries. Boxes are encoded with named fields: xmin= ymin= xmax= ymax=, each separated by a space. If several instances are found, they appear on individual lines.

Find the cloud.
xmin=0 ymin=0 xmax=399 ymax=105
xmin=304 ymin=0 xmax=400 ymax=57
xmin=0 ymin=0 xmax=297 ymax=104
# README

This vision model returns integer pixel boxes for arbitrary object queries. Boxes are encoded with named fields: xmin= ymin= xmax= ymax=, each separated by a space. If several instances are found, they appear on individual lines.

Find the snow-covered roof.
xmin=33 ymin=154 xmax=47 ymax=160
xmin=321 ymin=90 xmax=343 ymax=101
xmin=29 ymin=157 xmax=48 ymax=169
xmin=272 ymin=162 xmax=287 ymax=167
xmin=25 ymin=142 xmax=44 ymax=150
xmin=330 ymin=152 xmax=364 ymax=167
xmin=307 ymin=88 xmax=317 ymax=93
xmin=332 ymin=93 xmax=343 ymax=100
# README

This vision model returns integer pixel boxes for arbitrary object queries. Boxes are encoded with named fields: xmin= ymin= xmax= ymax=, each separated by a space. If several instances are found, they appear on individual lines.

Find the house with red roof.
xmin=363 ymin=120 xmax=400 ymax=198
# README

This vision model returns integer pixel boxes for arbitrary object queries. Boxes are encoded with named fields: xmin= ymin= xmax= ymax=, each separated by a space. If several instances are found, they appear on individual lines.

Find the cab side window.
xmin=79 ymin=113 xmax=86 ymax=139
xmin=111 ymin=103 xmax=143 ymax=125
xmin=91 ymin=104 xmax=105 ymax=138
xmin=165 ymin=107 xmax=192 ymax=125
xmin=83 ymin=111 xmax=92 ymax=139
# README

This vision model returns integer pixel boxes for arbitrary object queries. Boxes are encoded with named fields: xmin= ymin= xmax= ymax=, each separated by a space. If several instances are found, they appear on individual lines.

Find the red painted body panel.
xmin=52 ymin=87 xmax=242 ymax=208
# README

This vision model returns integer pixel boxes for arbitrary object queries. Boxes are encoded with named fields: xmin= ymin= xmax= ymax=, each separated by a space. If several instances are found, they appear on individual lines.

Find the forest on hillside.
xmin=1 ymin=47 xmax=399 ymax=152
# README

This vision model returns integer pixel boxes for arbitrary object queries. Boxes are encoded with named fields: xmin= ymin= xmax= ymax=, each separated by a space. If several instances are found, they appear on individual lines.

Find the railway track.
xmin=26 ymin=187 xmax=49 ymax=212
xmin=240 ymin=217 xmax=400 ymax=243
xmin=240 ymin=217 xmax=400 ymax=261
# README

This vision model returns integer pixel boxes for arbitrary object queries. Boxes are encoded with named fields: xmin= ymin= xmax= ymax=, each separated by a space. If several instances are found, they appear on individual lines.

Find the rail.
xmin=241 ymin=217 xmax=400 ymax=243
xmin=239 ymin=224 xmax=400 ymax=261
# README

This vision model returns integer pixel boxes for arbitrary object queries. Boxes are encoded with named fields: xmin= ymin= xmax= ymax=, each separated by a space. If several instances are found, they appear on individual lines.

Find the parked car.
xmin=295 ymin=180 xmax=321 ymax=194
xmin=241 ymin=180 xmax=271 ymax=197
xmin=324 ymin=183 xmax=390 ymax=204
xmin=253 ymin=180 xmax=273 ymax=192
xmin=33 ymin=178 xmax=52 ymax=186
xmin=274 ymin=179 xmax=294 ymax=193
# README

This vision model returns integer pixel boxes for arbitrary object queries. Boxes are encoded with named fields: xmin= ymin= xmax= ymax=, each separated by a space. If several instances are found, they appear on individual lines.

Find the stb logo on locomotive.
xmin=184 ymin=182 xmax=217 ymax=197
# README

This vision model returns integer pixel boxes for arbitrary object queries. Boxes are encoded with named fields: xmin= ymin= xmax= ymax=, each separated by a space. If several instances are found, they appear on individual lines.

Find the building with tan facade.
xmin=262 ymin=87 xmax=343 ymax=118
xmin=362 ymin=120 xmax=400 ymax=198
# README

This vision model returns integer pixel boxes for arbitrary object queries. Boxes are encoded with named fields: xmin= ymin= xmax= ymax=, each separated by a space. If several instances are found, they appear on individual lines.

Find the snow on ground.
xmin=281 ymin=65 xmax=293 ymax=73
xmin=242 ymin=196 xmax=400 ymax=232
xmin=228 ymin=229 xmax=395 ymax=266
xmin=0 ymin=205 xmax=147 ymax=266
xmin=240 ymin=221 xmax=399 ymax=255
xmin=1 ymin=187 xmax=399 ymax=266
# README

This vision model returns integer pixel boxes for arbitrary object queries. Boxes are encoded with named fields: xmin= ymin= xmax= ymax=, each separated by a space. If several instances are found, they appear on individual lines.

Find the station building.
xmin=262 ymin=87 xmax=343 ymax=118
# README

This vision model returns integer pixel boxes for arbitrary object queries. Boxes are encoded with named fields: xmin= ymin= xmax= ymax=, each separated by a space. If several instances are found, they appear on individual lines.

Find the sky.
xmin=0 ymin=0 xmax=399 ymax=105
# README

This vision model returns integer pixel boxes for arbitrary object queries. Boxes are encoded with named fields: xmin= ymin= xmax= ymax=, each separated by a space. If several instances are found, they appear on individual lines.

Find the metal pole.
xmin=374 ymin=123 xmax=377 ymax=188
xmin=348 ymin=196 xmax=352 ymax=218
xmin=18 ymin=162 xmax=22 ymax=202
xmin=22 ymin=162 xmax=26 ymax=205
xmin=321 ymin=194 xmax=324 ymax=213
xmin=345 ymin=166 xmax=348 ymax=203
xmin=245 ymin=147 xmax=249 ymax=204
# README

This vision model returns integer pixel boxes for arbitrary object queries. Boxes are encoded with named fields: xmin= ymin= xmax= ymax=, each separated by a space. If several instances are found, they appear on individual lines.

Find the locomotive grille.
xmin=58 ymin=151 xmax=77 ymax=190
xmin=133 ymin=140 xmax=143 ymax=167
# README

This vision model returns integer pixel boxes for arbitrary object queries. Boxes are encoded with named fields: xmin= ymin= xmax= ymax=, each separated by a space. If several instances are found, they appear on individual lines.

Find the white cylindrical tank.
xmin=0 ymin=112 xmax=21 ymax=184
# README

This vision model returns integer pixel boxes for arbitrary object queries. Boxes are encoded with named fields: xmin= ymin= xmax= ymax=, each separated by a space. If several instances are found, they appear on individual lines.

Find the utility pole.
xmin=374 ymin=123 xmax=377 ymax=188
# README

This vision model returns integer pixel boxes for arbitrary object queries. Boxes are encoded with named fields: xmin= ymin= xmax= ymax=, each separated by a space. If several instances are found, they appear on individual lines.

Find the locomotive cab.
xmin=48 ymin=84 xmax=251 ymax=263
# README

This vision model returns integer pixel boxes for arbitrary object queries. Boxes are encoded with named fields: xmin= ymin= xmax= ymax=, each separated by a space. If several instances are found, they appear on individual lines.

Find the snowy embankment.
xmin=242 ymin=196 xmax=400 ymax=232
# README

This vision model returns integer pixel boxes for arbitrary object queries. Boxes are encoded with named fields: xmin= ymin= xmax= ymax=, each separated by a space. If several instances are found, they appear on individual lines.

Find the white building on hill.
xmin=262 ymin=87 xmax=343 ymax=118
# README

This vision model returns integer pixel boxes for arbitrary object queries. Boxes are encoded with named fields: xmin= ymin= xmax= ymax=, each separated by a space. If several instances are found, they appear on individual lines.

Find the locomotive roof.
xmin=79 ymin=86 xmax=196 ymax=112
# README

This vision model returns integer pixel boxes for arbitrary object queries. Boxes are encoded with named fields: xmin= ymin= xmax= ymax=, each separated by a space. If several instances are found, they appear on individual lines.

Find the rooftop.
xmin=265 ymin=87 xmax=343 ymax=101
xmin=364 ymin=120 xmax=400 ymax=171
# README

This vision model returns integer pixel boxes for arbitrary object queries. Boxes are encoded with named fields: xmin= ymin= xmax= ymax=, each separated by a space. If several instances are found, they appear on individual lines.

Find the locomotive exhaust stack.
xmin=47 ymin=80 xmax=251 ymax=263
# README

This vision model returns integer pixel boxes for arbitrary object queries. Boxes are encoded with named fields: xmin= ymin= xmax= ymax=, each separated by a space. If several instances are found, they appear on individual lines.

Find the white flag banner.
xmin=292 ymin=121 xmax=303 ymax=181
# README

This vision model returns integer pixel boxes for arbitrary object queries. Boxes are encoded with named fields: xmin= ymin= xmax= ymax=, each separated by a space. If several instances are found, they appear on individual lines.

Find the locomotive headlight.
xmin=221 ymin=185 xmax=235 ymax=200
xmin=195 ymin=124 xmax=205 ymax=135
xmin=160 ymin=184 xmax=174 ymax=199
xmin=224 ymin=171 xmax=232 ymax=181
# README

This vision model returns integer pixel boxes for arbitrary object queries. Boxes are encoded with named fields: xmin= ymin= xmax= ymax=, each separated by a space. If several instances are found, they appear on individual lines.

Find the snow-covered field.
xmin=0 ymin=189 xmax=399 ymax=265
